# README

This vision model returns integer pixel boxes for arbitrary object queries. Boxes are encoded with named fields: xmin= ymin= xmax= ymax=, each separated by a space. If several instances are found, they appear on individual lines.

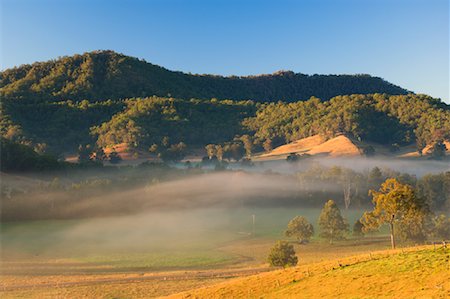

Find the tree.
xmin=240 ymin=135 xmax=253 ymax=157
xmin=352 ymin=219 xmax=365 ymax=237
xmin=159 ymin=142 xmax=187 ymax=162
xmin=215 ymin=144 xmax=224 ymax=161
xmin=78 ymin=144 xmax=92 ymax=163
xmin=108 ymin=150 xmax=122 ymax=164
xmin=267 ymin=241 xmax=298 ymax=267
xmin=429 ymin=140 xmax=447 ymax=160
xmin=432 ymin=214 xmax=450 ymax=240
xmin=263 ymin=138 xmax=273 ymax=152
xmin=318 ymin=200 xmax=349 ymax=244
xmin=286 ymin=153 xmax=299 ymax=162
xmin=361 ymin=178 xmax=430 ymax=249
xmin=361 ymin=146 xmax=375 ymax=157
xmin=205 ymin=144 xmax=216 ymax=159
xmin=285 ymin=216 xmax=314 ymax=243
xmin=94 ymin=147 xmax=106 ymax=161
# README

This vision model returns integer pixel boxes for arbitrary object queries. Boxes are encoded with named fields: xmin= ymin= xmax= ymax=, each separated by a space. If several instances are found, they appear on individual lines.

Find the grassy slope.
xmin=167 ymin=246 xmax=450 ymax=299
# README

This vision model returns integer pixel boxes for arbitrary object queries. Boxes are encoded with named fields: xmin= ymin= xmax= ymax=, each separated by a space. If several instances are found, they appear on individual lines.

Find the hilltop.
xmin=0 ymin=50 xmax=408 ymax=102
xmin=166 ymin=247 xmax=450 ymax=298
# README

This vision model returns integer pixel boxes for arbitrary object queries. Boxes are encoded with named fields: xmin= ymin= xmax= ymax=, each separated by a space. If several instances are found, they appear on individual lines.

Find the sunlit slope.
xmin=259 ymin=134 xmax=361 ymax=158
xmin=166 ymin=247 xmax=449 ymax=299
xmin=259 ymin=134 xmax=450 ymax=159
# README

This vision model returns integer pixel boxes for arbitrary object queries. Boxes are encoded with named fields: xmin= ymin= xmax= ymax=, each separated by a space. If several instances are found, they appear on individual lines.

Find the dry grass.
xmin=259 ymin=134 xmax=361 ymax=159
xmin=263 ymin=135 xmax=325 ymax=157
xmin=166 ymin=246 xmax=450 ymax=299
xmin=307 ymin=135 xmax=360 ymax=157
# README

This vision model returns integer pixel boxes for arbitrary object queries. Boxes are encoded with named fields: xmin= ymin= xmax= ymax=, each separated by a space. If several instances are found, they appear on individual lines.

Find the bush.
xmin=267 ymin=241 xmax=298 ymax=267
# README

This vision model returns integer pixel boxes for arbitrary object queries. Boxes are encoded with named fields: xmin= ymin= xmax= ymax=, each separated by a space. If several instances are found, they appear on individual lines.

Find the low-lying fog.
xmin=1 ymin=157 xmax=448 ymax=263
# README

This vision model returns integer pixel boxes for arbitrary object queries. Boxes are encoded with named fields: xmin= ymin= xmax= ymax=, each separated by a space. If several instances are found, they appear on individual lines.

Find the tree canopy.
xmin=0 ymin=50 xmax=408 ymax=103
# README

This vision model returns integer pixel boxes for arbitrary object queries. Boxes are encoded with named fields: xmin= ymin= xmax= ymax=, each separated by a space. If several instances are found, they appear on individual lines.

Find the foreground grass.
xmin=167 ymin=246 xmax=450 ymax=299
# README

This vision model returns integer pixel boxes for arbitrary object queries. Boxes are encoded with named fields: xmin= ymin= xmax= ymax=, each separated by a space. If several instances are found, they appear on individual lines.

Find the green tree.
xmin=432 ymin=214 xmax=450 ymax=240
xmin=94 ymin=147 xmax=106 ymax=161
xmin=429 ymin=140 xmax=447 ymax=160
xmin=352 ymin=219 xmax=365 ymax=237
xmin=240 ymin=135 xmax=253 ymax=157
xmin=108 ymin=150 xmax=122 ymax=164
xmin=78 ymin=144 xmax=92 ymax=163
xmin=285 ymin=216 xmax=314 ymax=243
xmin=267 ymin=241 xmax=298 ymax=267
xmin=263 ymin=138 xmax=273 ymax=152
xmin=318 ymin=200 xmax=349 ymax=244
xmin=361 ymin=178 xmax=429 ymax=249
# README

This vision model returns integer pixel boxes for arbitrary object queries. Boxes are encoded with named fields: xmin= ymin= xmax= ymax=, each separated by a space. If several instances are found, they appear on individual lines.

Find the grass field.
xmin=1 ymin=207 xmax=397 ymax=298
xmin=167 ymin=246 xmax=450 ymax=299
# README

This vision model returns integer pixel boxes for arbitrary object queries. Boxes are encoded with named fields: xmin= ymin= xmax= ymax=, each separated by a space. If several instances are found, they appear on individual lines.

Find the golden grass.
xmin=263 ymin=135 xmax=326 ymax=157
xmin=259 ymin=134 xmax=361 ymax=159
xmin=166 ymin=246 xmax=450 ymax=299
xmin=0 ymin=237 xmax=391 ymax=299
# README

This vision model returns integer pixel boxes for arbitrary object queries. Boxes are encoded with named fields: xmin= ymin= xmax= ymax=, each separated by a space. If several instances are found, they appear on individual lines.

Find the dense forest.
xmin=245 ymin=94 xmax=450 ymax=150
xmin=0 ymin=50 xmax=408 ymax=103
xmin=1 ymin=93 xmax=449 ymax=156
xmin=1 ymin=51 xmax=449 ymax=159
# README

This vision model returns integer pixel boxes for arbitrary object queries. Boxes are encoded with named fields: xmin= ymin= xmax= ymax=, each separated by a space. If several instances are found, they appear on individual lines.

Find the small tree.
xmin=108 ymin=150 xmax=122 ymax=164
xmin=361 ymin=178 xmax=429 ymax=249
xmin=352 ymin=219 xmax=365 ymax=237
xmin=267 ymin=241 xmax=298 ymax=267
xmin=215 ymin=145 xmax=224 ymax=161
xmin=240 ymin=135 xmax=253 ymax=157
xmin=78 ymin=144 xmax=92 ymax=163
xmin=318 ymin=200 xmax=349 ymax=244
xmin=285 ymin=216 xmax=314 ymax=243
xmin=94 ymin=147 xmax=106 ymax=161
xmin=263 ymin=138 xmax=273 ymax=152
xmin=205 ymin=144 xmax=216 ymax=159
xmin=286 ymin=153 xmax=299 ymax=162
xmin=361 ymin=146 xmax=375 ymax=157
xmin=432 ymin=214 xmax=450 ymax=240
xmin=430 ymin=140 xmax=447 ymax=160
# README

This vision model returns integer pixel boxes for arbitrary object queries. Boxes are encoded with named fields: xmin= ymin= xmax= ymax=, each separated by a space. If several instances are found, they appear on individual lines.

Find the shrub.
xmin=267 ymin=241 xmax=298 ymax=267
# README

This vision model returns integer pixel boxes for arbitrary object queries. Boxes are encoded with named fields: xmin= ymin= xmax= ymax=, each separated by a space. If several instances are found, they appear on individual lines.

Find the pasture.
xmin=0 ymin=206 xmax=394 ymax=298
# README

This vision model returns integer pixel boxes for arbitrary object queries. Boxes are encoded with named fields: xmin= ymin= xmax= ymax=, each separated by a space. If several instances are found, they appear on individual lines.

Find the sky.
xmin=1 ymin=0 xmax=449 ymax=102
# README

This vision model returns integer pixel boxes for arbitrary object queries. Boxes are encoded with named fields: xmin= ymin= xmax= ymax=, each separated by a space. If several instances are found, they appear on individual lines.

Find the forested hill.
xmin=0 ymin=50 xmax=409 ymax=102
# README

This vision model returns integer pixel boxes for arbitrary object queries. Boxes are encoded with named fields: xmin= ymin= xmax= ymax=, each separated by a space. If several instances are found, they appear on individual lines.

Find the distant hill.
xmin=0 ymin=50 xmax=409 ymax=102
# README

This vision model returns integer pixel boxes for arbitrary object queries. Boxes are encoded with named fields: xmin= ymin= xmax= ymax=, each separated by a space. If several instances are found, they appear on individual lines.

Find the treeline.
xmin=0 ymin=137 xmax=62 ymax=172
xmin=0 ymin=50 xmax=408 ymax=103
xmin=2 ymin=163 xmax=448 ymax=221
xmin=295 ymin=165 xmax=450 ymax=211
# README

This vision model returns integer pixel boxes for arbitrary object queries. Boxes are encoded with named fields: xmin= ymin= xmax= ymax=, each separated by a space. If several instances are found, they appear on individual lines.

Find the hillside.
xmin=260 ymin=134 xmax=361 ymax=158
xmin=0 ymin=51 xmax=409 ymax=103
xmin=1 ymin=94 xmax=449 ymax=156
xmin=167 ymin=247 xmax=449 ymax=298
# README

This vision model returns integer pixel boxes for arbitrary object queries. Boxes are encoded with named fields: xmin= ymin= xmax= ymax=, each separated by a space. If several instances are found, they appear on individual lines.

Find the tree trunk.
xmin=389 ymin=222 xmax=396 ymax=249
xmin=343 ymin=183 xmax=351 ymax=210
